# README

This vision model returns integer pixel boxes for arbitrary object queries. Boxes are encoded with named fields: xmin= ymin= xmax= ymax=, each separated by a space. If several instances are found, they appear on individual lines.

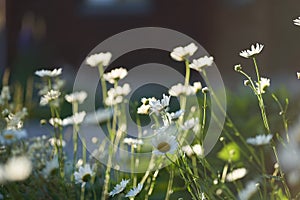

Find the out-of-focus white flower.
xmin=48 ymin=137 xmax=66 ymax=147
xmin=6 ymin=108 xmax=27 ymax=130
xmin=103 ymin=67 xmax=128 ymax=84
xmin=109 ymin=179 xmax=130 ymax=197
xmin=246 ymin=134 xmax=272 ymax=146
xmin=0 ymin=129 xmax=27 ymax=145
xmin=40 ymin=90 xmax=61 ymax=106
xmin=181 ymin=118 xmax=199 ymax=131
xmin=137 ymin=104 xmax=151 ymax=115
xmin=42 ymin=155 xmax=59 ymax=178
xmin=149 ymin=94 xmax=170 ymax=115
xmin=65 ymin=91 xmax=87 ymax=104
xmin=35 ymin=68 xmax=62 ymax=77
xmin=105 ymin=84 xmax=131 ymax=106
xmin=86 ymin=52 xmax=112 ymax=67
xmin=170 ymin=43 xmax=198 ymax=61
xmin=239 ymin=43 xmax=264 ymax=58
xmin=169 ymin=110 xmax=184 ymax=121
xmin=256 ymin=77 xmax=270 ymax=94
xmin=297 ymin=72 xmax=300 ymax=79
xmin=74 ymin=164 xmax=93 ymax=187
xmin=293 ymin=17 xmax=300 ymax=26
xmin=190 ymin=56 xmax=214 ymax=72
xmin=0 ymin=86 xmax=10 ymax=101
xmin=62 ymin=111 xmax=86 ymax=126
xmin=125 ymin=183 xmax=143 ymax=197
xmin=192 ymin=82 xmax=202 ymax=93
xmin=226 ymin=168 xmax=247 ymax=182
xmin=182 ymin=144 xmax=203 ymax=157
xmin=49 ymin=118 xmax=63 ymax=127
xmin=201 ymin=87 xmax=209 ymax=93
xmin=152 ymin=133 xmax=178 ymax=155
xmin=238 ymin=180 xmax=257 ymax=200
xmin=123 ymin=138 xmax=143 ymax=148
xmin=4 ymin=156 xmax=32 ymax=181
xmin=169 ymin=83 xmax=194 ymax=96
xmin=83 ymin=108 xmax=113 ymax=124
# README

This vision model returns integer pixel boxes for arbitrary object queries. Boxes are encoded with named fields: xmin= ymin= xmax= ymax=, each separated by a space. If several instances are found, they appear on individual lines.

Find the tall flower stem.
xmin=71 ymin=102 xmax=79 ymax=182
xmin=164 ymin=168 xmax=174 ymax=200
xmin=97 ymin=63 xmax=107 ymax=104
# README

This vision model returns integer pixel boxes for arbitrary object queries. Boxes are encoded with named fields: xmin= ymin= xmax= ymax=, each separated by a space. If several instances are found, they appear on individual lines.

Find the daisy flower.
xmin=35 ymin=68 xmax=62 ymax=77
xmin=125 ymin=183 xmax=143 ymax=198
xmin=62 ymin=111 xmax=86 ymax=126
xmin=103 ymin=67 xmax=128 ymax=84
xmin=246 ymin=134 xmax=272 ymax=146
xmin=0 ymin=129 xmax=27 ymax=145
xmin=293 ymin=17 xmax=300 ymax=26
xmin=169 ymin=110 xmax=184 ymax=121
xmin=148 ymin=94 xmax=170 ymax=115
xmin=65 ymin=91 xmax=87 ymax=104
xmin=42 ymin=155 xmax=59 ymax=178
xmin=40 ymin=90 xmax=61 ymax=106
xmin=255 ymin=77 xmax=270 ymax=94
xmin=170 ymin=43 xmax=198 ymax=61
xmin=181 ymin=117 xmax=199 ymax=131
xmin=169 ymin=83 xmax=194 ymax=96
xmin=86 ymin=52 xmax=112 ymax=67
xmin=189 ymin=56 xmax=214 ymax=72
xmin=105 ymin=84 xmax=131 ymax=106
xmin=239 ymin=43 xmax=264 ymax=58
xmin=74 ymin=164 xmax=93 ymax=187
xmin=226 ymin=168 xmax=247 ymax=182
xmin=109 ymin=179 xmax=130 ymax=197
xmin=192 ymin=82 xmax=202 ymax=93
xmin=152 ymin=133 xmax=178 ymax=155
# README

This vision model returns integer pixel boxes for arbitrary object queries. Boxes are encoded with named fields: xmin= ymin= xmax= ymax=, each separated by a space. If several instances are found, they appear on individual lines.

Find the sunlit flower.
xmin=192 ymin=82 xmax=202 ymax=93
xmin=246 ymin=134 xmax=272 ymax=146
xmin=170 ymin=43 xmax=198 ymax=61
xmin=83 ymin=108 xmax=113 ymax=124
xmin=293 ymin=17 xmax=300 ymax=26
xmin=62 ymin=111 xmax=86 ymax=126
xmin=182 ymin=144 xmax=203 ymax=157
xmin=40 ymin=90 xmax=61 ymax=106
xmin=239 ymin=43 xmax=264 ymax=58
xmin=238 ymin=180 xmax=257 ymax=200
xmin=125 ymin=183 xmax=143 ymax=197
xmin=226 ymin=168 xmax=247 ymax=182
xmin=35 ymin=68 xmax=62 ymax=77
xmin=149 ymin=94 xmax=170 ymax=115
xmin=65 ymin=91 xmax=87 ymax=104
xmin=42 ymin=155 xmax=59 ymax=178
xmin=190 ymin=56 xmax=214 ymax=72
xmin=103 ymin=67 xmax=128 ymax=84
xmin=105 ymin=84 xmax=131 ymax=106
xmin=4 ymin=156 xmax=32 ymax=181
xmin=74 ymin=164 xmax=93 ymax=187
xmin=256 ymin=77 xmax=270 ymax=94
xmin=0 ymin=129 xmax=27 ymax=145
xmin=109 ymin=179 xmax=130 ymax=197
xmin=123 ymin=138 xmax=143 ymax=148
xmin=86 ymin=52 xmax=112 ymax=67
xmin=152 ymin=133 xmax=178 ymax=155
xmin=169 ymin=83 xmax=194 ymax=96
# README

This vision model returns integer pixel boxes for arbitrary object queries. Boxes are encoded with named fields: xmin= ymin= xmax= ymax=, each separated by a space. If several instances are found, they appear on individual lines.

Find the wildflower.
xmin=182 ymin=144 xmax=203 ymax=157
xmin=83 ymin=108 xmax=113 ymax=124
xmin=42 ymin=155 xmax=59 ymax=177
xmin=0 ymin=86 xmax=10 ymax=101
xmin=105 ymin=84 xmax=131 ymax=106
xmin=49 ymin=118 xmax=63 ymax=127
xmin=201 ymin=87 xmax=209 ymax=93
xmin=109 ymin=179 xmax=130 ymax=197
xmin=169 ymin=83 xmax=194 ymax=96
xmin=293 ymin=17 xmax=300 ymax=26
xmin=234 ymin=64 xmax=242 ymax=72
xmin=192 ymin=82 xmax=202 ymax=93
xmin=239 ymin=43 xmax=264 ymax=58
xmin=152 ymin=133 xmax=178 ymax=155
xmin=246 ymin=134 xmax=272 ymax=146
xmin=125 ymin=183 xmax=143 ymax=197
xmin=170 ymin=43 xmax=198 ymax=61
xmin=62 ymin=111 xmax=86 ymax=126
xmin=35 ymin=68 xmax=62 ymax=77
xmin=137 ymin=97 xmax=157 ymax=115
xmin=226 ymin=168 xmax=247 ymax=182
xmin=189 ymin=56 xmax=214 ymax=72
xmin=244 ymin=80 xmax=251 ymax=86
xmin=86 ymin=52 xmax=112 ymax=67
xmin=0 ymin=129 xmax=27 ymax=145
xmin=6 ymin=108 xmax=27 ymax=129
xmin=48 ymin=137 xmax=66 ymax=147
xmin=149 ymin=94 xmax=170 ymax=115
xmin=103 ymin=67 xmax=128 ymax=84
xmin=169 ymin=110 xmax=184 ymax=121
xmin=40 ymin=90 xmax=61 ymax=106
xmin=297 ymin=72 xmax=300 ymax=79
xmin=181 ymin=117 xmax=199 ymax=131
xmin=255 ymin=77 xmax=270 ymax=94
xmin=238 ymin=180 xmax=257 ymax=200
xmin=74 ymin=164 xmax=93 ymax=187
xmin=65 ymin=91 xmax=87 ymax=104
xmin=4 ymin=156 xmax=32 ymax=181
xmin=123 ymin=138 xmax=143 ymax=148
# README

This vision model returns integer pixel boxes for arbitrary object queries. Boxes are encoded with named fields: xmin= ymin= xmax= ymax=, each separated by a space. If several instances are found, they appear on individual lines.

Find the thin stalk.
xmin=165 ymin=168 xmax=174 ymax=200
xmin=97 ymin=63 xmax=107 ymax=104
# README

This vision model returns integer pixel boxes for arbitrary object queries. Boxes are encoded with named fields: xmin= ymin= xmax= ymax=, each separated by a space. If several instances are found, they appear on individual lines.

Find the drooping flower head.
xmin=109 ymin=179 xmax=130 ymax=197
xmin=125 ymin=183 xmax=143 ymax=197
xmin=239 ymin=43 xmax=264 ymax=58
xmin=74 ymin=164 xmax=93 ymax=187
xmin=170 ymin=43 xmax=198 ymax=61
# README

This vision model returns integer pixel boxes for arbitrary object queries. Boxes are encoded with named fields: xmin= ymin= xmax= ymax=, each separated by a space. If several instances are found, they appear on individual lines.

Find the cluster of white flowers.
xmin=170 ymin=43 xmax=198 ymax=61
xmin=137 ymin=97 xmax=156 ymax=115
xmin=65 ymin=91 xmax=87 ymax=104
xmin=40 ymin=90 xmax=61 ymax=106
xmin=35 ymin=68 xmax=62 ymax=77
xmin=105 ymin=83 xmax=131 ymax=106
xmin=86 ymin=52 xmax=112 ymax=67
xmin=103 ymin=67 xmax=128 ymax=84
xmin=181 ymin=117 xmax=200 ymax=133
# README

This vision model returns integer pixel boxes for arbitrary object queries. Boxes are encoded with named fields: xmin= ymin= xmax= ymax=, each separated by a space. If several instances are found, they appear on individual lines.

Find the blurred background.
xmin=1 ymin=0 xmax=300 ymax=92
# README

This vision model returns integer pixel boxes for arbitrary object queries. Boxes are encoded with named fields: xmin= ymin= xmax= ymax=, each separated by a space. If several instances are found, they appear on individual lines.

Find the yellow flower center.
xmin=157 ymin=142 xmax=170 ymax=153
xmin=4 ymin=134 xmax=14 ymax=140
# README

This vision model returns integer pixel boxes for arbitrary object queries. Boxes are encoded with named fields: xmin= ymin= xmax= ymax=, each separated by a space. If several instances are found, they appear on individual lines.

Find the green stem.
xmin=97 ymin=63 xmax=107 ymax=105
xmin=165 ymin=168 xmax=174 ymax=200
